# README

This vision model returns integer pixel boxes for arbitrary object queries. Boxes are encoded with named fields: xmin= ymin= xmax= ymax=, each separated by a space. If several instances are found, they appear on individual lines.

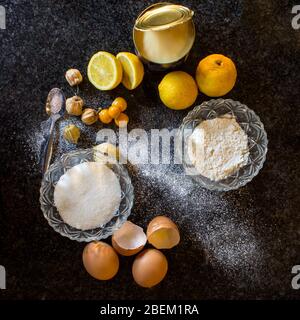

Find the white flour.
xmin=188 ymin=117 xmax=249 ymax=181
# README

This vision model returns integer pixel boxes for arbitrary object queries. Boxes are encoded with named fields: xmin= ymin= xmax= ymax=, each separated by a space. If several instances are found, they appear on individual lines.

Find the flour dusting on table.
xmin=26 ymin=119 xmax=265 ymax=284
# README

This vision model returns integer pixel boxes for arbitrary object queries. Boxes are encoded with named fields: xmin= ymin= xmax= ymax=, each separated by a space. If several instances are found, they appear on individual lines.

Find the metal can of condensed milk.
xmin=133 ymin=2 xmax=195 ymax=70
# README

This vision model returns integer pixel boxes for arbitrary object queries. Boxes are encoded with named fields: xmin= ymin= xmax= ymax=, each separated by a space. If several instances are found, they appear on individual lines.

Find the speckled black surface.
xmin=0 ymin=0 xmax=300 ymax=300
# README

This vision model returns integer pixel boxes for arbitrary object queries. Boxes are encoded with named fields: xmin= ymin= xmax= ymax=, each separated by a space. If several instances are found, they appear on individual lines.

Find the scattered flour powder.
xmin=27 ymin=116 xmax=265 ymax=284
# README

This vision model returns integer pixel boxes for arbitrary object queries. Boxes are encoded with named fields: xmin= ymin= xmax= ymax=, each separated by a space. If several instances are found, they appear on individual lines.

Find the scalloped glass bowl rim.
xmin=39 ymin=148 xmax=134 ymax=242
xmin=176 ymin=99 xmax=268 ymax=191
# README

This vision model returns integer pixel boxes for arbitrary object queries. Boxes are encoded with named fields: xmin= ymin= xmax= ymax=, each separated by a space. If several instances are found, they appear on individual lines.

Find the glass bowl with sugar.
xmin=40 ymin=148 xmax=134 ymax=242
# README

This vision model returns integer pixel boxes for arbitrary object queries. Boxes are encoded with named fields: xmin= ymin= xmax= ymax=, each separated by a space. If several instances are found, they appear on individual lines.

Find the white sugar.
xmin=54 ymin=162 xmax=121 ymax=230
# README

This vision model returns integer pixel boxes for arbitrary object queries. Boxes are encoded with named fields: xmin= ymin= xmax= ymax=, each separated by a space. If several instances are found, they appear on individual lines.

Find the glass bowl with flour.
xmin=40 ymin=148 xmax=134 ymax=241
xmin=176 ymin=99 xmax=268 ymax=191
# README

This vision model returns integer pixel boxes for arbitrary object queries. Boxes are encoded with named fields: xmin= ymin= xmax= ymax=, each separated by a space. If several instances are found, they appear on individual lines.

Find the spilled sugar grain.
xmin=55 ymin=116 xmax=99 ymax=158
xmin=25 ymin=85 xmax=108 ymax=173
xmin=125 ymin=135 xmax=265 ymax=283
xmin=132 ymin=163 xmax=263 ymax=273
xmin=96 ymin=130 xmax=265 ymax=280
xmin=27 ymin=115 xmax=100 ymax=170
xmin=27 ymin=123 xmax=266 ymax=284
xmin=26 ymin=118 xmax=52 ymax=171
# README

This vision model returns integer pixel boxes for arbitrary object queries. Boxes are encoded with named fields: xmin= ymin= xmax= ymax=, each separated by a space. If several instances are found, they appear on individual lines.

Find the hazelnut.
xmin=63 ymin=124 xmax=80 ymax=144
xmin=65 ymin=68 xmax=83 ymax=86
xmin=81 ymin=108 xmax=98 ymax=125
xmin=66 ymin=96 xmax=84 ymax=116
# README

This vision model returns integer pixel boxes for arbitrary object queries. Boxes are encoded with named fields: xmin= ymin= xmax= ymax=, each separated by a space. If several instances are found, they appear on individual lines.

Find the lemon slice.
xmin=88 ymin=51 xmax=123 ymax=90
xmin=116 ymin=52 xmax=144 ymax=90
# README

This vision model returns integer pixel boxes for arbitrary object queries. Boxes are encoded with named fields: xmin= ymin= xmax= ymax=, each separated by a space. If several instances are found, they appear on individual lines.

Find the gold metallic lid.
xmin=134 ymin=2 xmax=194 ymax=31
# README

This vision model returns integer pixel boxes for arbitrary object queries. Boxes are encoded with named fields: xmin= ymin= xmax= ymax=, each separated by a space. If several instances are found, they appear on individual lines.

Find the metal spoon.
xmin=41 ymin=88 xmax=65 ymax=174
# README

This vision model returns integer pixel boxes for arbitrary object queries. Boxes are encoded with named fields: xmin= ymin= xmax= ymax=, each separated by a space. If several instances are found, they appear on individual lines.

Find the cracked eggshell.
xmin=147 ymin=216 xmax=180 ymax=249
xmin=112 ymin=221 xmax=147 ymax=256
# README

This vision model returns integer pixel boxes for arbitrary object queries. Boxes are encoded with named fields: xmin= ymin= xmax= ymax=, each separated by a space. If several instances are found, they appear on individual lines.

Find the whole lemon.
xmin=158 ymin=71 xmax=198 ymax=110
xmin=195 ymin=54 xmax=237 ymax=97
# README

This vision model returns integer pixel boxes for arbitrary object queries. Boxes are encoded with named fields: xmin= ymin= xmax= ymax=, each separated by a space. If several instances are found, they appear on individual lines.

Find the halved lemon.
xmin=116 ymin=52 xmax=144 ymax=90
xmin=87 ymin=51 xmax=123 ymax=91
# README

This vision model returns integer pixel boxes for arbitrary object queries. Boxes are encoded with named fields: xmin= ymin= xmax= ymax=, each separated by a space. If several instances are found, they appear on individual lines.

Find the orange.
xmin=195 ymin=54 xmax=237 ymax=97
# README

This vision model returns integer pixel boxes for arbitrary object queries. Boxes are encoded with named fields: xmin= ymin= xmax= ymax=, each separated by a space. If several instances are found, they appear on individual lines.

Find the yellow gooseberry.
xmin=108 ymin=105 xmax=121 ymax=119
xmin=112 ymin=97 xmax=127 ymax=112
xmin=99 ymin=109 xmax=113 ymax=124
xmin=115 ymin=113 xmax=129 ymax=128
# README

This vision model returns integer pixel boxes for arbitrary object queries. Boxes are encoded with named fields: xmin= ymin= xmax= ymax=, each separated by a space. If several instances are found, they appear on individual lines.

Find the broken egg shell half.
xmin=82 ymin=241 xmax=119 ymax=280
xmin=147 ymin=216 xmax=180 ymax=249
xmin=132 ymin=248 xmax=168 ymax=288
xmin=112 ymin=221 xmax=147 ymax=256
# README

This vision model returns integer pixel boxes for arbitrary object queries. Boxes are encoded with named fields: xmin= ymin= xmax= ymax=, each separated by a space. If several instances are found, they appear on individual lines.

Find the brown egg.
xmin=132 ymin=249 xmax=168 ymax=288
xmin=82 ymin=241 xmax=119 ymax=280
xmin=147 ymin=216 xmax=180 ymax=249
xmin=112 ymin=221 xmax=147 ymax=256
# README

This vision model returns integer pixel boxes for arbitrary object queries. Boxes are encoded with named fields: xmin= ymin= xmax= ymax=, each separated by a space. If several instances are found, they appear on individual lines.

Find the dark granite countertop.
xmin=0 ymin=0 xmax=300 ymax=300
